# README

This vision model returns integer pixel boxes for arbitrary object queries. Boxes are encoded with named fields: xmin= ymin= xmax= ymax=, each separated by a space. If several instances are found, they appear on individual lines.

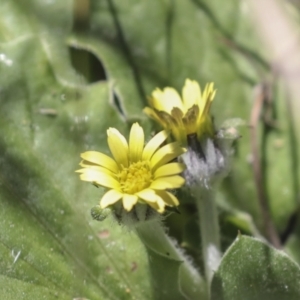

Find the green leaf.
xmin=136 ymin=221 xmax=207 ymax=300
xmin=146 ymin=248 xmax=187 ymax=300
xmin=0 ymin=0 xmax=151 ymax=299
xmin=211 ymin=235 xmax=300 ymax=300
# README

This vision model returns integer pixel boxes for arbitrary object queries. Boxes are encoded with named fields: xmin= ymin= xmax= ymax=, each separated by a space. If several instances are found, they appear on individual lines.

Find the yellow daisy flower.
xmin=144 ymin=79 xmax=216 ymax=145
xmin=76 ymin=123 xmax=186 ymax=213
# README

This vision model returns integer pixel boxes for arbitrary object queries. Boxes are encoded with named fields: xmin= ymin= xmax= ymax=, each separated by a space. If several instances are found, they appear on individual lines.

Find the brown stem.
xmin=250 ymin=83 xmax=281 ymax=248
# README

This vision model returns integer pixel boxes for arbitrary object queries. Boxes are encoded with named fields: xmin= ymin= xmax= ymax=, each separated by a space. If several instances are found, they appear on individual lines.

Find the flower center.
xmin=118 ymin=161 xmax=153 ymax=194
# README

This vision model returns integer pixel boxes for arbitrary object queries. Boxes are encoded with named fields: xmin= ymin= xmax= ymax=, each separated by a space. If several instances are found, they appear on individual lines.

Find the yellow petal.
xmin=107 ymin=128 xmax=129 ymax=167
xmin=135 ymin=188 xmax=157 ymax=203
xmin=147 ymin=201 xmax=165 ymax=213
xmin=150 ymin=175 xmax=185 ymax=190
xmin=143 ymin=107 xmax=166 ymax=127
xmin=129 ymin=123 xmax=144 ymax=162
xmin=122 ymin=194 xmax=138 ymax=211
xmin=148 ymin=196 xmax=166 ymax=213
xmin=150 ymin=142 xmax=186 ymax=170
xmin=182 ymin=79 xmax=201 ymax=112
xmin=199 ymin=82 xmax=215 ymax=117
xmin=151 ymin=87 xmax=184 ymax=113
xmin=100 ymin=189 xmax=123 ymax=208
xmin=202 ymin=83 xmax=216 ymax=115
xmin=80 ymin=151 xmax=119 ymax=173
xmin=154 ymin=163 xmax=185 ymax=179
xmin=142 ymin=130 xmax=169 ymax=161
xmin=78 ymin=161 xmax=116 ymax=177
xmin=155 ymin=190 xmax=179 ymax=206
xmin=79 ymin=169 xmax=121 ymax=189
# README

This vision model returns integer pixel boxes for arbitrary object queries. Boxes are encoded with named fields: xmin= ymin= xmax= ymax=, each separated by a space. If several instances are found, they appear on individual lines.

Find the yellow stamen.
xmin=118 ymin=161 xmax=153 ymax=194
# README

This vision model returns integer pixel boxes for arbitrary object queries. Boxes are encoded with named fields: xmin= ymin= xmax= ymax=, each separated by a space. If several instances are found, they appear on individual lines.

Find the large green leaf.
xmin=211 ymin=235 xmax=300 ymax=300
xmin=0 ymin=0 xmax=150 ymax=299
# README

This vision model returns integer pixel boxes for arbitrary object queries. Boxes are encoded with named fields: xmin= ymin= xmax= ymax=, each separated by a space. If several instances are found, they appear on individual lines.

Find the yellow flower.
xmin=144 ymin=79 xmax=216 ymax=145
xmin=76 ymin=123 xmax=186 ymax=213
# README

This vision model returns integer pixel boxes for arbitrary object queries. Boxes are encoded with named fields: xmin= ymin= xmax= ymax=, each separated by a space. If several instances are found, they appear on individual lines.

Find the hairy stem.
xmin=135 ymin=219 xmax=208 ymax=300
xmin=193 ymin=186 xmax=221 ymax=290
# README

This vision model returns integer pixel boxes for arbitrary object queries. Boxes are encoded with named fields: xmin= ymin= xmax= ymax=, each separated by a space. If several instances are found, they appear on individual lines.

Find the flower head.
xmin=76 ymin=123 xmax=186 ymax=213
xmin=144 ymin=79 xmax=216 ymax=145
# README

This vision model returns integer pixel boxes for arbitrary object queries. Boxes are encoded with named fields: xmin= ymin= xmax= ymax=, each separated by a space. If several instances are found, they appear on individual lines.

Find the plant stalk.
xmin=193 ymin=186 xmax=221 ymax=288
xmin=135 ymin=219 xmax=208 ymax=300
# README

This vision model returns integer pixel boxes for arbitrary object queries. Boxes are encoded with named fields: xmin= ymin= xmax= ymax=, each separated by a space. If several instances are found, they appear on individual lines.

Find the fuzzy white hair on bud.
xmin=182 ymin=136 xmax=233 ymax=188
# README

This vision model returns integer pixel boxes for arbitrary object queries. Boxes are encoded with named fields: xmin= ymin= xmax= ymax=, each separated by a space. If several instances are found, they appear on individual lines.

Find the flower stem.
xmin=135 ymin=219 xmax=208 ymax=300
xmin=192 ymin=186 xmax=221 ymax=289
